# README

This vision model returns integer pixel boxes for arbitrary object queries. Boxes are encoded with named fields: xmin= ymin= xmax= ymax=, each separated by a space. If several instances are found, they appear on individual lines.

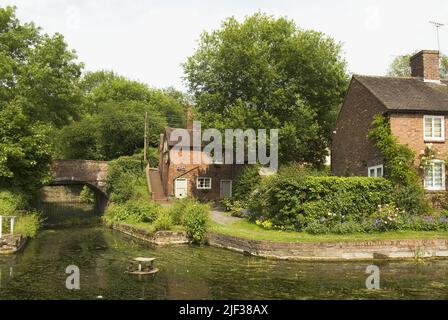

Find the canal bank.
xmin=1 ymin=226 xmax=448 ymax=299
xmin=107 ymin=220 xmax=448 ymax=261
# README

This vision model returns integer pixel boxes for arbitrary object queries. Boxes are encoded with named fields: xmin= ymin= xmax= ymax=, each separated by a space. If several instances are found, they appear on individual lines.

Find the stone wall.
xmin=207 ymin=232 xmax=448 ymax=261
xmin=109 ymin=222 xmax=188 ymax=245
xmin=0 ymin=235 xmax=27 ymax=255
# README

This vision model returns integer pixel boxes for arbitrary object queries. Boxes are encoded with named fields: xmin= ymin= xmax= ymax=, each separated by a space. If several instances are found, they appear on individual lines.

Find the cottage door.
xmin=175 ymin=178 xmax=188 ymax=198
xmin=220 ymin=180 xmax=232 ymax=198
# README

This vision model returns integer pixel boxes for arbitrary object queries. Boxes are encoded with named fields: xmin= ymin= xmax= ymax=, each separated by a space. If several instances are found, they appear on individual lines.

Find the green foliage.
xmin=79 ymin=185 xmax=95 ymax=204
xmin=0 ymin=189 xmax=30 ymax=213
xmin=106 ymin=155 xmax=146 ymax=203
xmin=180 ymin=200 xmax=210 ymax=243
xmin=0 ymin=6 xmax=83 ymax=190
xmin=169 ymin=198 xmax=196 ymax=225
xmin=367 ymin=115 xmax=429 ymax=214
xmin=184 ymin=12 xmax=348 ymax=166
xmin=387 ymin=53 xmax=448 ymax=79
xmin=232 ymin=165 xmax=261 ymax=202
xmin=153 ymin=209 xmax=173 ymax=231
xmin=370 ymin=204 xmax=405 ymax=231
xmin=14 ymin=211 xmax=42 ymax=238
xmin=57 ymin=71 xmax=186 ymax=160
xmin=251 ymin=173 xmax=393 ymax=231
xmin=103 ymin=200 xmax=162 ymax=224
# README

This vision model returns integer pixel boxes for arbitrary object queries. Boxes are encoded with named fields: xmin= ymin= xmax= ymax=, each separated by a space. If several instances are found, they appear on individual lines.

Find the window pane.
xmin=434 ymin=163 xmax=443 ymax=187
xmin=424 ymin=166 xmax=434 ymax=187
xmin=377 ymin=167 xmax=383 ymax=177
xmin=425 ymin=118 xmax=433 ymax=137
xmin=369 ymin=169 xmax=375 ymax=177
xmin=434 ymin=118 xmax=442 ymax=137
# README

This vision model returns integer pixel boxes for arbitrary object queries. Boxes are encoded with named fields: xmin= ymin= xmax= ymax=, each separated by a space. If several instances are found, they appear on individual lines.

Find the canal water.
xmin=0 ymin=226 xmax=448 ymax=300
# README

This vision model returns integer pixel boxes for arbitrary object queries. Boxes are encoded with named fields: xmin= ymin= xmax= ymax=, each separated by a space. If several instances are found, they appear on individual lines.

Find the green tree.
xmin=0 ymin=6 xmax=82 ymax=189
xmin=387 ymin=53 xmax=448 ymax=78
xmin=183 ymin=13 xmax=348 ymax=166
xmin=80 ymin=71 xmax=185 ymax=127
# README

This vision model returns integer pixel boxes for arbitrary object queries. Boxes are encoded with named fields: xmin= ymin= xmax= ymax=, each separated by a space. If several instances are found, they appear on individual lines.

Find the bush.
xmin=79 ymin=185 xmax=95 ymax=204
xmin=153 ymin=209 xmax=173 ymax=231
xmin=14 ymin=211 xmax=42 ymax=238
xmin=369 ymin=203 xmax=404 ymax=232
xmin=0 ymin=189 xmax=30 ymax=213
xmin=181 ymin=200 xmax=210 ymax=243
xmin=103 ymin=200 xmax=162 ymax=224
xmin=232 ymin=165 xmax=261 ymax=203
xmin=169 ymin=198 xmax=197 ymax=225
xmin=251 ymin=174 xmax=393 ymax=231
xmin=106 ymin=156 xmax=145 ymax=203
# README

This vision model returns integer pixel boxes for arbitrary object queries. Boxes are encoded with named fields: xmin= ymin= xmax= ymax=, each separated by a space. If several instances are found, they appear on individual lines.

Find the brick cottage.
xmin=332 ymin=50 xmax=448 ymax=192
xmin=155 ymin=126 xmax=244 ymax=202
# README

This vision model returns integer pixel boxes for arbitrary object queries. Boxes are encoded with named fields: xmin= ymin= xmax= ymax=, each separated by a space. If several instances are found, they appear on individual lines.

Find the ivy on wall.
xmin=367 ymin=115 xmax=429 ymax=214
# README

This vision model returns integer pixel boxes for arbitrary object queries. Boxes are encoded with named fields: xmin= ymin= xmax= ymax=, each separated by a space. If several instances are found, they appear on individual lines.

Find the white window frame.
xmin=423 ymin=115 xmax=445 ymax=142
xmin=196 ymin=177 xmax=212 ymax=190
xmin=424 ymin=160 xmax=446 ymax=191
xmin=368 ymin=165 xmax=384 ymax=177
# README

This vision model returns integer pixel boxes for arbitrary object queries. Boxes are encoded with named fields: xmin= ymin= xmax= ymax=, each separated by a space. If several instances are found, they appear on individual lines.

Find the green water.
xmin=0 ymin=226 xmax=447 ymax=300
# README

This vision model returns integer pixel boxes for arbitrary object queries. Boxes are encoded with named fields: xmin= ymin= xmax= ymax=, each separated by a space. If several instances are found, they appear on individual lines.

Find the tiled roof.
xmin=354 ymin=75 xmax=448 ymax=112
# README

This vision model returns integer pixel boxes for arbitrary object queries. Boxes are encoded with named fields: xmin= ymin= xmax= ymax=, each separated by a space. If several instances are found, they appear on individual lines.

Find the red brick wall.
xmin=331 ymin=78 xmax=387 ymax=176
xmin=158 ymin=135 xmax=244 ymax=201
xmin=390 ymin=113 xmax=448 ymax=164
xmin=410 ymin=50 xmax=440 ymax=81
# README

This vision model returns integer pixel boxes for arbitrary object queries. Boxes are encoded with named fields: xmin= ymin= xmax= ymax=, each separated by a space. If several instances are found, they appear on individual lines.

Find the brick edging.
xmin=206 ymin=232 xmax=448 ymax=261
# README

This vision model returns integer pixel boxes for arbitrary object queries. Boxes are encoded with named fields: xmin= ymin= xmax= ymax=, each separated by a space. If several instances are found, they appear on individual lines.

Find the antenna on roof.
xmin=429 ymin=21 xmax=445 ymax=53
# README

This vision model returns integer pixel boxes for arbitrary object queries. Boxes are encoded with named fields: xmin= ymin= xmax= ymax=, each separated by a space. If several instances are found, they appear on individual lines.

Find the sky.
xmin=3 ymin=0 xmax=448 ymax=91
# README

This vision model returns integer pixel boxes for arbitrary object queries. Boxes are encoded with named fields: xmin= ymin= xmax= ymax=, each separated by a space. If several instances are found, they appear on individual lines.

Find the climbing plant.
xmin=367 ymin=115 xmax=429 ymax=214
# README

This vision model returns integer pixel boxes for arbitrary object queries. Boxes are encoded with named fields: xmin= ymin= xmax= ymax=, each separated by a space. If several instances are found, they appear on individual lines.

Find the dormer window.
xmin=424 ymin=115 xmax=445 ymax=142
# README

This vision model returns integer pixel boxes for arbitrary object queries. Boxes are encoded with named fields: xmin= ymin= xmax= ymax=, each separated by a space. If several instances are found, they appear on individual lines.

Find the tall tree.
xmin=387 ymin=53 xmax=448 ymax=78
xmin=183 ymin=13 xmax=348 ymax=166
xmin=0 ymin=6 xmax=83 ymax=189
xmin=57 ymin=71 xmax=185 ymax=160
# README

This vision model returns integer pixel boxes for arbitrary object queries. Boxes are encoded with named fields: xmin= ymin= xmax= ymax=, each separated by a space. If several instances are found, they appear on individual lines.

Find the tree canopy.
xmin=0 ymin=6 xmax=83 ymax=189
xmin=183 ymin=13 xmax=348 ymax=166
xmin=56 ymin=71 xmax=187 ymax=160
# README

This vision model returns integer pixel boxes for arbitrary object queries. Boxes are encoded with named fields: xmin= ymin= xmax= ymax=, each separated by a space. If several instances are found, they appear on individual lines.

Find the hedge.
xmin=251 ymin=175 xmax=394 ymax=231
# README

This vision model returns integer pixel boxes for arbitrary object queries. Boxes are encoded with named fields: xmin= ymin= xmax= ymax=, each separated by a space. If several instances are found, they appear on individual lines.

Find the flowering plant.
xmin=370 ymin=203 xmax=405 ymax=231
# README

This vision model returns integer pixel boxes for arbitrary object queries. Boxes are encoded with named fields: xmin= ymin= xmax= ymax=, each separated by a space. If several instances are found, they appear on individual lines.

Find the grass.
xmin=210 ymin=217 xmax=448 ymax=243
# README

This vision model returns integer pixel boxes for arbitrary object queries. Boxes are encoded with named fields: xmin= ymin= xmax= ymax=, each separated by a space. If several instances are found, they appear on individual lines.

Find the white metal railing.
xmin=0 ymin=216 xmax=16 ymax=238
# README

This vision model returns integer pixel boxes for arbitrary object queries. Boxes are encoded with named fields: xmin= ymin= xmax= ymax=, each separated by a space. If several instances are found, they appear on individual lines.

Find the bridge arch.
xmin=41 ymin=160 xmax=110 ymax=216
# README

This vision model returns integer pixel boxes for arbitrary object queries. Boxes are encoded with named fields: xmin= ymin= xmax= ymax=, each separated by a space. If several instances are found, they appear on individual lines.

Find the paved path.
xmin=210 ymin=208 xmax=241 ymax=226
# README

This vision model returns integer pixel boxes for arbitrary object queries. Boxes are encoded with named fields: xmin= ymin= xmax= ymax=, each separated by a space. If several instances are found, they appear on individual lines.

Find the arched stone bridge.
xmin=50 ymin=160 xmax=109 ymax=197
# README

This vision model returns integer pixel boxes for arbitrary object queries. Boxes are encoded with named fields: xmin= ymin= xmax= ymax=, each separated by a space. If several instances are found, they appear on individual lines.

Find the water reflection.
xmin=0 ymin=227 xmax=447 ymax=300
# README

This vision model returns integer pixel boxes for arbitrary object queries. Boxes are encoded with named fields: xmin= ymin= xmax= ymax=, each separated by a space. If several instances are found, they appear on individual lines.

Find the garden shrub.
xmin=169 ymin=198 xmax=197 ymax=225
xmin=251 ymin=175 xmax=393 ymax=231
xmin=232 ymin=165 xmax=261 ymax=203
xmin=104 ymin=200 xmax=162 ymax=224
xmin=153 ymin=209 xmax=173 ymax=231
xmin=182 ymin=200 xmax=210 ymax=243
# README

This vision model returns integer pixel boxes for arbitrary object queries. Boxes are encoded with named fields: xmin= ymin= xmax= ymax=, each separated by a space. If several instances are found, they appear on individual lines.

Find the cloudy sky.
xmin=3 ymin=0 xmax=448 ymax=90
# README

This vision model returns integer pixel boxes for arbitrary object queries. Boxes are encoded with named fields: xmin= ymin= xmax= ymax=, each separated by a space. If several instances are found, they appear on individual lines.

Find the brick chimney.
xmin=410 ymin=50 xmax=440 ymax=82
